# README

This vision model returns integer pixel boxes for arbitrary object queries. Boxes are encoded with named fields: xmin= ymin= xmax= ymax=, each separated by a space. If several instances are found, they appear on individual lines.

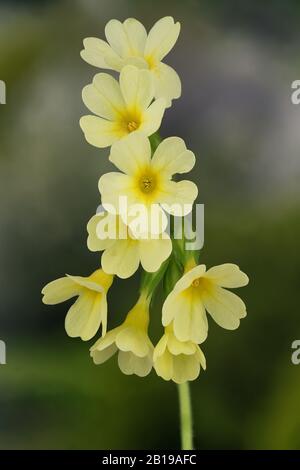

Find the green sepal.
xmin=140 ymin=258 xmax=169 ymax=299
xmin=149 ymin=132 xmax=162 ymax=153
xmin=163 ymin=256 xmax=184 ymax=297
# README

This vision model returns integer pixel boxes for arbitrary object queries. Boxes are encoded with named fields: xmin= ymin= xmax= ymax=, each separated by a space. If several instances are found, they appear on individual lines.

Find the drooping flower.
xmin=87 ymin=211 xmax=172 ymax=279
xmin=162 ymin=262 xmax=249 ymax=344
xmin=90 ymin=293 xmax=153 ymax=377
xmin=42 ymin=269 xmax=113 ymax=340
xmin=99 ymin=131 xmax=198 ymax=235
xmin=153 ymin=324 xmax=206 ymax=384
xmin=80 ymin=65 xmax=166 ymax=148
xmin=81 ymin=17 xmax=181 ymax=107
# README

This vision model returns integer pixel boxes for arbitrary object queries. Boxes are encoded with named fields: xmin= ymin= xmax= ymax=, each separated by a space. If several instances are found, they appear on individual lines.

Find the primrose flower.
xmin=99 ymin=132 xmax=198 ymax=235
xmin=90 ymin=294 xmax=153 ymax=377
xmin=154 ymin=324 xmax=206 ymax=384
xmin=162 ymin=262 xmax=249 ymax=344
xmin=80 ymin=65 xmax=166 ymax=148
xmin=42 ymin=269 xmax=113 ymax=341
xmin=81 ymin=17 xmax=181 ymax=107
xmin=87 ymin=211 xmax=172 ymax=279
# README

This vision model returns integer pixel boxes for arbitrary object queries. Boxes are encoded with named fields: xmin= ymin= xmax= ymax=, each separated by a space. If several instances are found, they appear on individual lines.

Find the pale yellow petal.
xmin=87 ymin=214 xmax=114 ymax=252
xmin=99 ymin=172 xmax=135 ymax=212
xmin=153 ymin=334 xmax=168 ymax=361
xmin=65 ymin=292 xmax=104 ymax=341
xmin=145 ymin=17 xmax=180 ymax=61
xmin=80 ymin=115 xmax=123 ymax=148
xmin=151 ymin=137 xmax=195 ymax=177
xmin=203 ymin=286 xmax=247 ymax=330
xmin=82 ymin=73 xmax=125 ymax=120
xmin=115 ymin=326 xmax=149 ymax=357
xmin=152 ymin=63 xmax=181 ymax=107
xmin=42 ymin=277 xmax=81 ymax=305
xmin=127 ymin=203 xmax=168 ymax=237
xmin=91 ymin=343 xmax=117 ymax=365
xmin=109 ymin=131 xmax=151 ymax=175
xmin=80 ymin=37 xmax=122 ymax=70
xmin=139 ymin=98 xmax=166 ymax=136
xmin=118 ymin=350 xmax=152 ymax=377
xmin=167 ymin=334 xmax=197 ymax=356
xmin=204 ymin=264 xmax=249 ymax=288
xmin=105 ymin=19 xmax=146 ymax=58
xmin=163 ymin=290 xmax=208 ymax=344
xmin=172 ymin=354 xmax=200 ymax=384
xmin=123 ymin=18 xmax=147 ymax=55
xmin=138 ymin=236 xmax=172 ymax=272
xmin=154 ymin=349 xmax=173 ymax=381
xmin=160 ymin=180 xmax=198 ymax=216
xmin=102 ymin=238 xmax=140 ymax=279
xmin=90 ymin=326 xmax=121 ymax=352
xmin=174 ymin=265 xmax=206 ymax=292
xmin=120 ymin=65 xmax=154 ymax=110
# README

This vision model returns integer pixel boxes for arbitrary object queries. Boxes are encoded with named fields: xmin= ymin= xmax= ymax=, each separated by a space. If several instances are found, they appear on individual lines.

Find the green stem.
xmin=177 ymin=382 xmax=193 ymax=450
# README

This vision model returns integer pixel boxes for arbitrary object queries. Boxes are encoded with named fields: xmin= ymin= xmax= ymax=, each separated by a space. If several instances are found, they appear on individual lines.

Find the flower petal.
xmin=152 ymin=62 xmax=181 ymax=107
xmin=109 ymin=131 xmax=151 ymax=175
xmin=80 ymin=115 xmax=124 ymax=148
xmin=118 ymin=350 xmax=152 ymax=377
xmin=174 ymin=265 xmax=206 ymax=292
xmin=65 ymin=292 xmax=104 ymax=341
xmin=102 ymin=238 xmax=140 ymax=279
xmin=204 ymin=264 xmax=249 ymax=288
xmin=42 ymin=277 xmax=81 ymax=305
xmin=163 ymin=289 xmax=208 ymax=343
xmin=87 ymin=214 xmax=115 ymax=252
xmin=99 ymin=172 xmax=136 ymax=212
xmin=120 ymin=65 xmax=154 ymax=110
xmin=203 ymin=286 xmax=247 ymax=330
xmin=159 ymin=180 xmax=198 ymax=216
xmin=116 ymin=326 xmax=149 ymax=357
xmin=151 ymin=136 xmax=195 ymax=177
xmin=80 ymin=37 xmax=123 ymax=70
xmin=153 ymin=334 xmax=168 ymax=361
xmin=139 ymin=98 xmax=166 ymax=136
xmin=172 ymin=354 xmax=201 ymax=384
xmin=105 ymin=18 xmax=146 ymax=58
xmin=82 ymin=73 xmax=125 ymax=120
xmin=91 ymin=343 xmax=118 ymax=365
xmin=154 ymin=349 xmax=173 ymax=381
xmin=138 ymin=235 xmax=172 ymax=272
xmin=145 ymin=17 xmax=180 ymax=61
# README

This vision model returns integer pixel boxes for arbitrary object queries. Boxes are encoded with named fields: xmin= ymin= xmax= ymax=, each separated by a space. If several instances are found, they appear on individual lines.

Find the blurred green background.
xmin=1 ymin=0 xmax=300 ymax=450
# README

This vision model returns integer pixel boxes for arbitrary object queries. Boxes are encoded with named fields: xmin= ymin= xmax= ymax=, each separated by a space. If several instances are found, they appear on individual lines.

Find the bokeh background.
xmin=1 ymin=0 xmax=300 ymax=450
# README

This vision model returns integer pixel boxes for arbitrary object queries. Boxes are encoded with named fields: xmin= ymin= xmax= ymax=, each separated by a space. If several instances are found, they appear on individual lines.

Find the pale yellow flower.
xmin=80 ymin=65 xmax=166 ymax=148
xmin=99 ymin=131 xmax=198 ymax=235
xmin=81 ymin=17 xmax=181 ymax=107
xmin=90 ymin=294 xmax=153 ymax=377
xmin=154 ymin=324 xmax=206 ymax=384
xmin=87 ymin=211 xmax=172 ymax=279
xmin=42 ymin=269 xmax=113 ymax=341
xmin=162 ymin=262 xmax=249 ymax=344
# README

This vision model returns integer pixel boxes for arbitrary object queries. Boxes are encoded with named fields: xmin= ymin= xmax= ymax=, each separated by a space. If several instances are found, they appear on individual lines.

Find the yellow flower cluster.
xmin=42 ymin=17 xmax=249 ymax=384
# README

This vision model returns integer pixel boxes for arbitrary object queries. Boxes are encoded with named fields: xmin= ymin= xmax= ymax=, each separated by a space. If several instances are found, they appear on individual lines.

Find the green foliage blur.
xmin=0 ymin=0 xmax=300 ymax=450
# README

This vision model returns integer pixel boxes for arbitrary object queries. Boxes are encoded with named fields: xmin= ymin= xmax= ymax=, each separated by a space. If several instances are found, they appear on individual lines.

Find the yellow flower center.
xmin=139 ymin=174 xmax=156 ymax=194
xmin=191 ymin=277 xmax=211 ymax=292
xmin=145 ymin=55 xmax=157 ymax=71
xmin=127 ymin=121 xmax=139 ymax=132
